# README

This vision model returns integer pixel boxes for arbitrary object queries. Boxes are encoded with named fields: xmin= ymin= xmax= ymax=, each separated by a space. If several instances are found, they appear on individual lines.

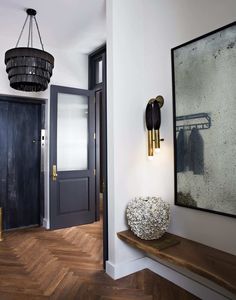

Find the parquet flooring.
xmin=0 ymin=218 xmax=198 ymax=299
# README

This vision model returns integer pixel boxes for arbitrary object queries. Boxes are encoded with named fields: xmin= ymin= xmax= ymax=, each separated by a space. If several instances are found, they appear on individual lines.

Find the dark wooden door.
xmin=0 ymin=100 xmax=41 ymax=230
xmin=50 ymin=85 xmax=96 ymax=229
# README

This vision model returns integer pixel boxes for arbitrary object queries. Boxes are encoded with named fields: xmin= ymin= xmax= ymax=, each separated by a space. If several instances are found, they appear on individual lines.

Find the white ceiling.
xmin=0 ymin=0 xmax=106 ymax=54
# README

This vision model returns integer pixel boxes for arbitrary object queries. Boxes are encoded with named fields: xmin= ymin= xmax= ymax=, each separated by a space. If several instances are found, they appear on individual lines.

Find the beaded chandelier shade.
xmin=4 ymin=8 xmax=54 ymax=92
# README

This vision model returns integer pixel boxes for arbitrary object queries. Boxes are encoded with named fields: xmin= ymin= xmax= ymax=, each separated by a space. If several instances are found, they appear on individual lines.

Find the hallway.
xmin=0 ymin=219 xmax=197 ymax=299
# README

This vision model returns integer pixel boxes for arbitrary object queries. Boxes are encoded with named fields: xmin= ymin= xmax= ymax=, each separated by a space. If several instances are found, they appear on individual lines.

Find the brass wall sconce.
xmin=145 ymin=96 xmax=164 ymax=158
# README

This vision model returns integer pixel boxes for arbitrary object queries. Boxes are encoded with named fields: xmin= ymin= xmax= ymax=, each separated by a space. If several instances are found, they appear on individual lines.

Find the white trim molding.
xmin=106 ymin=257 xmax=233 ymax=300
xmin=106 ymin=257 xmax=147 ymax=280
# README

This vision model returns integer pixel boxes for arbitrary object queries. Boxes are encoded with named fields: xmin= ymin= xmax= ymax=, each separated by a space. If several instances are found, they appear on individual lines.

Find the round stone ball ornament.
xmin=126 ymin=197 xmax=170 ymax=240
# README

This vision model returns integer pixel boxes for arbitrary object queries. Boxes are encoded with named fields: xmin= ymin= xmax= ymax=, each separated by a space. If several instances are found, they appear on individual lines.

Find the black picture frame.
xmin=172 ymin=21 xmax=236 ymax=219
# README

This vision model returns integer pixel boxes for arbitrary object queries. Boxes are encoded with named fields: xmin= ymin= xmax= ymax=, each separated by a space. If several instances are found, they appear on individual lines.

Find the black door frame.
xmin=0 ymin=93 xmax=46 ymax=228
xmin=88 ymin=45 xmax=108 ymax=267
xmin=0 ymin=94 xmax=46 ymax=105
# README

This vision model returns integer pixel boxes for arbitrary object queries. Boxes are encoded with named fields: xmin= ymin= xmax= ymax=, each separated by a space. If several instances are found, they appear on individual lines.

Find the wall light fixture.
xmin=145 ymin=96 xmax=164 ymax=158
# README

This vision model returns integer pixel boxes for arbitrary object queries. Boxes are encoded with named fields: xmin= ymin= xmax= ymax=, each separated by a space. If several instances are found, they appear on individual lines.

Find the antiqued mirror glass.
xmin=172 ymin=22 xmax=236 ymax=218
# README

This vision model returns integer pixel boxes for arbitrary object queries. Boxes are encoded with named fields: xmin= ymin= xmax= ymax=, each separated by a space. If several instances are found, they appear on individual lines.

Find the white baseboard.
xmin=106 ymin=257 xmax=232 ymax=300
xmin=106 ymin=257 xmax=147 ymax=280
xmin=42 ymin=218 xmax=49 ymax=229
xmin=145 ymin=258 xmax=231 ymax=300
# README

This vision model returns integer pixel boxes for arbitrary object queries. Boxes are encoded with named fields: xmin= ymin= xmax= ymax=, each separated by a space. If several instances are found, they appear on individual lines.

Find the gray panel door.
xmin=50 ymin=85 xmax=96 ymax=229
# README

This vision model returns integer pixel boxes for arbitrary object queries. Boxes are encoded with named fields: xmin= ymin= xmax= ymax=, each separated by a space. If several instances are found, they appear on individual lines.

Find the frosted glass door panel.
xmin=57 ymin=93 xmax=88 ymax=171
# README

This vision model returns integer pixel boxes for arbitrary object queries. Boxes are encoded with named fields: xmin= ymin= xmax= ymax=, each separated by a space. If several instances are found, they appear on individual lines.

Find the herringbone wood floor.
xmin=0 ymin=218 xmax=198 ymax=300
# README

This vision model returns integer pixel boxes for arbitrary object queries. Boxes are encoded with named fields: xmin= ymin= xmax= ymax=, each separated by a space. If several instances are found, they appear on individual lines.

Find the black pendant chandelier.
xmin=4 ymin=8 xmax=54 ymax=92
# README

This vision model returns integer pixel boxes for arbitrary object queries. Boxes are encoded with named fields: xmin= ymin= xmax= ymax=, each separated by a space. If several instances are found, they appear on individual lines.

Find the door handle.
xmin=52 ymin=165 xmax=58 ymax=181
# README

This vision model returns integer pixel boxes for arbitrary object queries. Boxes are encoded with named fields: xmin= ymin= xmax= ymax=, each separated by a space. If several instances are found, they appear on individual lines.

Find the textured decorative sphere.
xmin=126 ymin=197 xmax=170 ymax=240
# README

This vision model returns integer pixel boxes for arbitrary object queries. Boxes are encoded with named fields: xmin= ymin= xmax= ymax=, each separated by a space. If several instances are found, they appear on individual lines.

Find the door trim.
xmin=89 ymin=44 xmax=108 ymax=267
xmin=0 ymin=93 xmax=46 ymax=104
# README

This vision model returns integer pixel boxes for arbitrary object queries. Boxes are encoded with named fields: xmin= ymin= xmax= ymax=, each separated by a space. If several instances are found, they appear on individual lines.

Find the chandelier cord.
xmin=34 ymin=16 xmax=44 ymax=51
xmin=27 ymin=15 xmax=31 ymax=47
xmin=31 ymin=16 xmax=33 ymax=47
xmin=16 ymin=15 xmax=29 ymax=47
xmin=15 ymin=12 xmax=44 ymax=51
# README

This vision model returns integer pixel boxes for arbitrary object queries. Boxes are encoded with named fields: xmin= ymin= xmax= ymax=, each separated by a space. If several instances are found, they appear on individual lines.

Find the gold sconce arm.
xmin=154 ymin=129 xmax=160 ymax=149
xmin=148 ymin=130 xmax=154 ymax=156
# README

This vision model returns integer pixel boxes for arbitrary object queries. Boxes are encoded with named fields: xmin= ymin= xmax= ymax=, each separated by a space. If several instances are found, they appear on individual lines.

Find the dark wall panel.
xmin=0 ymin=100 xmax=41 ymax=229
xmin=0 ymin=102 xmax=8 ymax=229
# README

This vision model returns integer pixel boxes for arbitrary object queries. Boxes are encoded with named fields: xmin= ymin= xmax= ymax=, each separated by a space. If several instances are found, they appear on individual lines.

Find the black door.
xmin=0 ymin=100 xmax=41 ymax=230
xmin=50 ymin=85 xmax=96 ymax=229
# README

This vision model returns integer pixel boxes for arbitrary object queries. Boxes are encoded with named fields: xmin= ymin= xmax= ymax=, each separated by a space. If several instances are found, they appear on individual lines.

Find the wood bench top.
xmin=117 ymin=230 xmax=236 ymax=295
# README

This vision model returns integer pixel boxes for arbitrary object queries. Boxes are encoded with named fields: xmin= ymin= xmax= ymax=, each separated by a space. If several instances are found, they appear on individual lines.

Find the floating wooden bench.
xmin=117 ymin=230 xmax=236 ymax=295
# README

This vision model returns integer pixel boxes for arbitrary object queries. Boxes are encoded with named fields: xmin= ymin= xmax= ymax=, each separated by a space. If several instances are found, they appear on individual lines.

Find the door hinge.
xmin=94 ymin=133 xmax=96 ymax=140
xmin=93 ymin=169 xmax=96 ymax=176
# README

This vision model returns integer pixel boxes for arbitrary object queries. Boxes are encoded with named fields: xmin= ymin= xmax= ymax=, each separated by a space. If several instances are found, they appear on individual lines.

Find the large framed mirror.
xmin=172 ymin=22 xmax=236 ymax=218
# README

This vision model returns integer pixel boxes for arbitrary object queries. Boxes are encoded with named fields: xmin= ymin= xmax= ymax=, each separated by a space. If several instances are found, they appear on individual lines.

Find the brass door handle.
xmin=52 ymin=165 xmax=58 ymax=181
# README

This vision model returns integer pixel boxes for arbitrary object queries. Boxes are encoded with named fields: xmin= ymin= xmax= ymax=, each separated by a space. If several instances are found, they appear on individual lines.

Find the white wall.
xmin=106 ymin=0 xmax=236 ymax=287
xmin=0 ymin=35 xmax=88 ymax=227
